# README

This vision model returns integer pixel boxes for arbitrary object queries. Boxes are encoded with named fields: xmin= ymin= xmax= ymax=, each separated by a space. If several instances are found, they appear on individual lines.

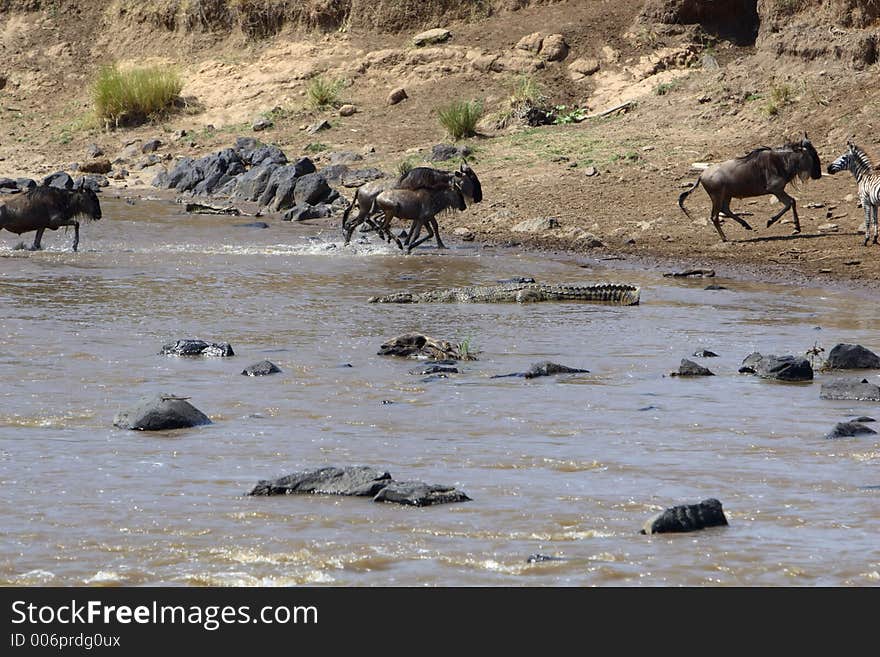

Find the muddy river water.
xmin=1 ymin=196 xmax=878 ymax=586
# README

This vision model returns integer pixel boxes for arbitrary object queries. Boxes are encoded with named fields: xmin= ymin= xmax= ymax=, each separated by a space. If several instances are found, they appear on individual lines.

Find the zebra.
xmin=826 ymin=140 xmax=880 ymax=246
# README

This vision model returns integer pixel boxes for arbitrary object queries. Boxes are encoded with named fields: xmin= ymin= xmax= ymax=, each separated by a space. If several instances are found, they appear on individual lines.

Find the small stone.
xmin=412 ymin=28 xmax=452 ymax=47
xmin=539 ymin=34 xmax=569 ymax=62
xmin=241 ymin=360 xmax=282 ymax=376
xmin=641 ymin=498 xmax=728 ymax=534
xmin=86 ymin=144 xmax=103 ymax=158
xmin=453 ymin=227 xmax=475 ymax=241
xmin=692 ymin=349 xmax=719 ymax=358
xmin=584 ymin=166 xmax=598 ymax=177
xmin=515 ymin=32 xmax=544 ymax=53
xmin=306 ymin=119 xmax=331 ymax=134
xmin=338 ymin=104 xmax=357 ymax=117
xmin=141 ymin=139 xmax=162 ymax=153
xmin=671 ymin=358 xmax=714 ymax=376
xmin=79 ymin=159 xmax=112 ymax=174
xmin=387 ymin=87 xmax=408 ymax=105
xmin=252 ymin=116 xmax=273 ymax=132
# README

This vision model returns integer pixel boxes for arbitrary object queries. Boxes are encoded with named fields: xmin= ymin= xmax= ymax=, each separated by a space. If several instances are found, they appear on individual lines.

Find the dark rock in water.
xmin=853 ymin=416 xmax=876 ymax=423
xmin=409 ymin=364 xmax=459 ymax=375
xmin=282 ymin=203 xmax=332 ymax=222
xmin=337 ymin=363 xmax=353 ymax=368
xmin=641 ymin=498 xmax=728 ymax=535
xmin=341 ymin=168 xmax=385 ymax=188
xmin=233 ymin=163 xmax=280 ymax=201
xmin=692 ymin=349 xmax=719 ymax=358
xmin=420 ymin=374 xmax=450 ymax=383
xmin=161 ymin=339 xmax=235 ymax=357
xmin=497 ymin=277 xmax=536 ymax=284
xmin=524 ymin=361 xmax=589 ymax=378
xmin=819 ymin=379 xmax=880 ymax=401
xmin=671 ymin=358 xmax=714 ymax=376
xmin=234 ymin=221 xmax=270 ymax=229
xmin=372 ymin=481 xmax=471 ymax=507
xmin=378 ymin=333 xmax=463 ymax=360
xmin=113 ymin=393 xmax=212 ymax=431
xmin=704 ymin=284 xmax=728 ymax=290
xmin=428 ymin=143 xmax=473 ymax=161
xmin=526 ymin=554 xmax=567 ymax=563
xmin=294 ymin=172 xmax=332 ymax=206
xmin=826 ymin=343 xmax=880 ymax=369
xmin=249 ymin=465 xmax=391 ymax=496
xmin=825 ymin=421 xmax=878 ymax=439
xmin=738 ymin=353 xmax=813 ymax=381
xmin=242 ymin=360 xmax=282 ymax=376
xmin=42 ymin=171 xmax=74 ymax=189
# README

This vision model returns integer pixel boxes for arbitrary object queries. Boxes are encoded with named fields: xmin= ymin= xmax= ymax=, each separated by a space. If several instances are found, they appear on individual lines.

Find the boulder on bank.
xmin=372 ymin=481 xmax=471 ymax=507
xmin=640 ymin=498 xmax=729 ymax=535
xmin=819 ymin=378 xmax=880 ymax=401
xmin=826 ymin=421 xmax=878 ymax=439
xmin=241 ymin=360 xmax=282 ymax=376
xmin=249 ymin=466 xmax=392 ymax=497
xmin=825 ymin=343 xmax=880 ymax=369
xmin=670 ymin=358 xmax=714 ymax=376
xmin=113 ymin=393 xmax=212 ymax=431
xmin=738 ymin=352 xmax=813 ymax=381
xmin=161 ymin=339 xmax=235 ymax=357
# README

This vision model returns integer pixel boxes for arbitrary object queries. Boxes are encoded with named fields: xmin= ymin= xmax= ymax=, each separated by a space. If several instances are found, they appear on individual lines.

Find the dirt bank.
xmin=2 ymin=0 xmax=880 ymax=287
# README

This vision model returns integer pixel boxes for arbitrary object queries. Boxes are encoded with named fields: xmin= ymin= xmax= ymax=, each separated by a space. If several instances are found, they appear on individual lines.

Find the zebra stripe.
xmin=828 ymin=142 xmax=880 ymax=245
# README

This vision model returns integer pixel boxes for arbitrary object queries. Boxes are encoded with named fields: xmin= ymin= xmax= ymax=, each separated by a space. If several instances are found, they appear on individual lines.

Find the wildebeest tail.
xmin=677 ymin=174 xmax=702 ymax=221
xmin=341 ymin=189 xmax=357 ymax=228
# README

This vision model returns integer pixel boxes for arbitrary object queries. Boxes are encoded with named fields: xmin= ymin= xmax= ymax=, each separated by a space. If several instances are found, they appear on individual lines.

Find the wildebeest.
xmin=341 ymin=162 xmax=482 ymax=248
xmin=678 ymin=134 xmax=822 ymax=241
xmin=826 ymin=140 xmax=880 ymax=246
xmin=374 ymin=185 xmax=468 ymax=252
xmin=0 ymin=181 xmax=102 ymax=251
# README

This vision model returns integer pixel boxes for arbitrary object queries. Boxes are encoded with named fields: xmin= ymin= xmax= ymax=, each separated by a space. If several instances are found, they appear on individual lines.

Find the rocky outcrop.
xmin=825 ymin=343 xmax=880 ymax=369
xmin=373 ymin=481 xmax=470 ymax=506
xmin=670 ymin=358 xmax=714 ymax=376
xmin=819 ymin=379 xmax=880 ymax=401
xmin=641 ymin=498 xmax=729 ymax=534
xmin=493 ymin=361 xmax=589 ymax=379
xmin=248 ymin=466 xmax=470 ymax=507
xmin=161 ymin=339 xmax=234 ymax=357
xmin=113 ymin=393 xmax=212 ymax=431
xmin=738 ymin=352 xmax=813 ymax=381
xmin=826 ymin=421 xmax=878 ymax=439
xmin=369 ymin=282 xmax=641 ymax=305
xmin=241 ymin=360 xmax=282 ymax=376
xmin=378 ymin=333 xmax=467 ymax=361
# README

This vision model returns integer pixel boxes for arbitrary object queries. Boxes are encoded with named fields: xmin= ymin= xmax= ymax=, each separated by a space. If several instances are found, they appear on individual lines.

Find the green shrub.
xmin=761 ymin=84 xmax=794 ymax=117
xmin=92 ymin=64 xmax=183 ymax=126
xmin=437 ymin=100 xmax=483 ymax=140
xmin=306 ymin=76 xmax=345 ymax=109
xmin=654 ymin=81 xmax=678 ymax=96
xmin=396 ymin=155 xmax=419 ymax=177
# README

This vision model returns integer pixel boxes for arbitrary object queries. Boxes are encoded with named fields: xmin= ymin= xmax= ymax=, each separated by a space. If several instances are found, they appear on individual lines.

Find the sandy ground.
xmin=2 ymin=1 xmax=880 ymax=290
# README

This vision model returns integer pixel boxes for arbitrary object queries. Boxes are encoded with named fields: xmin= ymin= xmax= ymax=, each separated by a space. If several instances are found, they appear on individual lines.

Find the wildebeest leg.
xmin=430 ymin=217 xmax=446 ymax=249
xmin=72 ymin=221 xmax=80 ymax=252
xmin=767 ymin=190 xmax=798 ymax=232
xmin=379 ymin=211 xmax=404 ymax=250
xmin=30 ymin=228 xmax=45 ymax=250
xmin=719 ymin=202 xmax=752 ymax=231
xmin=709 ymin=202 xmax=728 ymax=242
xmin=407 ymin=218 xmax=439 ymax=252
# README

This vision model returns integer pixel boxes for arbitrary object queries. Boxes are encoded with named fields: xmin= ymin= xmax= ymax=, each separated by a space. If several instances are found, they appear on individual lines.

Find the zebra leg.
xmin=873 ymin=205 xmax=878 ymax=244
xmin=864 ymin=204 xmax=872 ymax=246
xmin=30 ymin=228 xmax=45 ymax=250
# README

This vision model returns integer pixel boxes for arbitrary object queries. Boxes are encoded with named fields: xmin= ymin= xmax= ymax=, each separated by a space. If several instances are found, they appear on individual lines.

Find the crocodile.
xmin=368 ymin=282 xmax=640 ymax=305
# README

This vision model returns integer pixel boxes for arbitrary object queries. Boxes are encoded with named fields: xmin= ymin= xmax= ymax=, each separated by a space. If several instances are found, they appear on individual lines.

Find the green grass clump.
xmin=654 ymin=81 xmax=678 ymax=96
xmin=761 ymin=84 xmax=794 ymax=117
xmin=92 ymin=64 xmax=183 ymax=127
xmin=437 ymin=100 xmax=483 ymax=140
xmin=306 ymin=76 xmax=345 ymax=109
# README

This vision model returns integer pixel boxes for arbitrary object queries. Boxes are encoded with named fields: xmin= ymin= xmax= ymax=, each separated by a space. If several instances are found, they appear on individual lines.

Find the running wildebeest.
xmin=678 ymin=134 xmax=822 ymax=242
xmin=374 ymin=184 xmax=468 ymax=252
xmin=826 ymin=140 xmax=880 ymax=246
xmin=341 ymin=162 xmax=482 ymax=248
xmin=0 ymin=181 xmax=102 ymax=251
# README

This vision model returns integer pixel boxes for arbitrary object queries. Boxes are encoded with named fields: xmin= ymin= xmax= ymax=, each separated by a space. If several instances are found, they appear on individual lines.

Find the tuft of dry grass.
xmin=437 ymin=99 xmax=483 ymax=140
xmin=92 ymin=64 xmax=183 ymax=127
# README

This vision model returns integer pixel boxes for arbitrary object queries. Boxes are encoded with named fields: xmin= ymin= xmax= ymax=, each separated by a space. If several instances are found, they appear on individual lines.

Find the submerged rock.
xmin=492 ymin=361 xmax=589 ymax=379
xmin=738 ymin=353 xmax=813 ymax=381
xmin=641 ymin=498 xmax=729 ymax=535
xmin=819 ymin=379 xmax=880 ymax=401
xmin=161 ymin=340 xmax=234 ymax=357
xmin=241 ymin=360 xmax=282 ymax=376
xmin=409 ymin=364 xmax=459 ymax=376
xmin=826 ymin=343 xmax=880 ymax=369
xmin=692 ymin=349 xmax=719 ymax=358
xmin=372 ymin=481 xmax=470 ymax=507
xmin=378 ymin=333 xmax=465 ymax=360
xmin=526 ymin=554 xmax=567 ymax=563
xmin=113 ymin=393 xmax=212 ymax=431
xmin=825 ymin=422 xmax=878 ymax=439
xmin=249 ymin=466 xmax=392 ymax=497
xmin=671 ymin=358 xmax=714 ymax=376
